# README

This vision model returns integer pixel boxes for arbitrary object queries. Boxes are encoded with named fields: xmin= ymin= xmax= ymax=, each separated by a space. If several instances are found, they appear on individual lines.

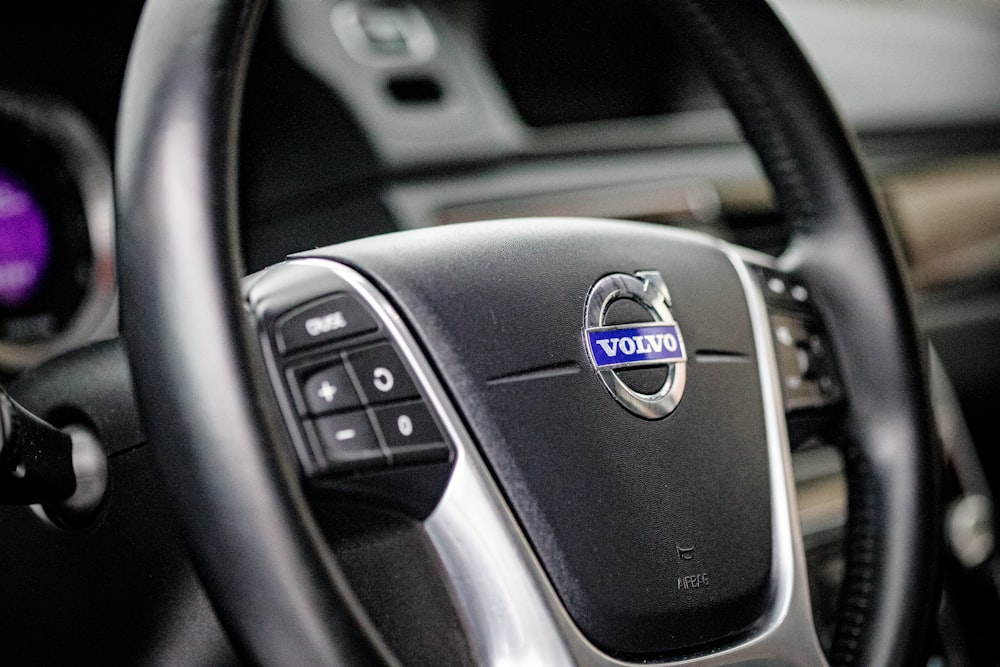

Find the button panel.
xmin=756 ymin=267 xmax=843 ymax=412
xmin=246 ymin=262 xmax=457 ymax=518
xmin=770 ymin=312 xmax=842 ymax=411
xmin=285 ymin=342 xmax=448 ymax=474
xmin=285 ymin=338 xmax=450 ymax=476
xmin=254 ymin=282 xmax=453 ymax=481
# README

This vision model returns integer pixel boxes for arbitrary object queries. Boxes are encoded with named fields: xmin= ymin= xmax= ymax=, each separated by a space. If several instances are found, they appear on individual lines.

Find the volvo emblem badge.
xmin=584 ymin=271 xmax=687 ymax=419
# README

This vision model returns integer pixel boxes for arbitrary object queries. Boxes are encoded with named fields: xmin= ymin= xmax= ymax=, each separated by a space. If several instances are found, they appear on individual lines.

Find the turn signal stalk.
xmin=0 ymin=388 xmax=76 ymax=505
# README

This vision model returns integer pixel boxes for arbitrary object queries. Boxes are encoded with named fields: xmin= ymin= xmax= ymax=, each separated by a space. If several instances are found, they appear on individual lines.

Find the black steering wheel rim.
xmin=116 ymin=0 xmax=939 ymax=665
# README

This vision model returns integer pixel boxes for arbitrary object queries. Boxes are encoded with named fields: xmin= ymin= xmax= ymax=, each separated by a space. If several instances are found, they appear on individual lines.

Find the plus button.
xmin=301 ymin=365 xmax=361 ymax=416
xmin=317 ymin=380 xmax=338 ymax=403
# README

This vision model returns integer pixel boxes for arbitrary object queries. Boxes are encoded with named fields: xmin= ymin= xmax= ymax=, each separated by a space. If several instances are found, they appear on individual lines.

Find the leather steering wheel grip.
xmin=115 ymin=0 xmax=939 ymax=665
xmin=651 ymin=4 xmax=940 ymax=665
xmin=116 ymin=0 xmax=394 ymax=664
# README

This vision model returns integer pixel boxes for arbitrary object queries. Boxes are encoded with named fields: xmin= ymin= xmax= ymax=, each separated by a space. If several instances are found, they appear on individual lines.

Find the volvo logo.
xmin=584 ymin=271 xmax=687 ymax=419
xmin=587 ymin=324 xmax=684 ymax=368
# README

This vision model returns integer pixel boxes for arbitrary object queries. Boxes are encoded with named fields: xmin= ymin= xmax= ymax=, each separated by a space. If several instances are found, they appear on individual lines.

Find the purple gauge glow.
xmin=0 ymin=167 xmax=51 ymax=307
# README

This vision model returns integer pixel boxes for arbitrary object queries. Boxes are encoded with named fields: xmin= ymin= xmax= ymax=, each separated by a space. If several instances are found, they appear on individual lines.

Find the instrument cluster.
xmin=0 ymin=92 xmax=116 ymax=372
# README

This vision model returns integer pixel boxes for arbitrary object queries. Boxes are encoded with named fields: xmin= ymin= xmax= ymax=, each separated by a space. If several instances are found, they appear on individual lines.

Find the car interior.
xmin=1 ymin=0 xmax=998 ymax=664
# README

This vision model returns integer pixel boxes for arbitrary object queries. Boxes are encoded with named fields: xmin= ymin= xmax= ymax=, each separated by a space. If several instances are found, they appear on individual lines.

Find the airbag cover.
xmin=316 ymin=219 xmax=772 ymax=656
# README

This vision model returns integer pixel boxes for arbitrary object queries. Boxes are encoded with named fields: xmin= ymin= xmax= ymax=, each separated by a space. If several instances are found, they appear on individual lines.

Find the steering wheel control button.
xmin=297 ymin=363 xmax=362 ymax=416
xmin=346 ymin=343 xmax=419 ymax=404
xmin=583 ymin=271 xmax=687 ymax=419
xmin=275 ymin=294 xmax=378 ymax=354
xmin=372 ymin=401 xmax=449 ymax=464
xmin=311 ymin=411 xmax=387 ymax=472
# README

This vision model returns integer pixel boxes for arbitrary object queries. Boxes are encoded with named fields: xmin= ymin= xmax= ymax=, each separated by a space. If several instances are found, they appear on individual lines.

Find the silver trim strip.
xmin=290 ymin=225 xmax=827 ymax=665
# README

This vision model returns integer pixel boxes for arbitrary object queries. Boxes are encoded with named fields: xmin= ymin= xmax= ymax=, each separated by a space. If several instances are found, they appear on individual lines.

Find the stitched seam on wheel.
xmin=664 ymin=3 xmax=873 ymax=664
xmin=665 ymin=0 xmax=818 ymax=228
xmin=829 ymin=443 xmax=879 ymax=667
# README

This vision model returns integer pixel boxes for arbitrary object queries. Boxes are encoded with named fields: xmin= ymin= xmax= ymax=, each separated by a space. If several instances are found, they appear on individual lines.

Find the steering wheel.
xmin=116 ymin=0 xmax=939 ymax=665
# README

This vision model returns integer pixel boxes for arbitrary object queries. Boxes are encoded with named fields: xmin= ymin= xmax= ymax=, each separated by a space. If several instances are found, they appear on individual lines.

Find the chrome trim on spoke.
xmin=295 ymin=225 xmax=827 ymax=665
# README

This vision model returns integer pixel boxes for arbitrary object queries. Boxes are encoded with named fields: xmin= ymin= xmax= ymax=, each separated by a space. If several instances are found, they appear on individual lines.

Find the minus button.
xmin=311 ymin=410 xmax=387 ymax=472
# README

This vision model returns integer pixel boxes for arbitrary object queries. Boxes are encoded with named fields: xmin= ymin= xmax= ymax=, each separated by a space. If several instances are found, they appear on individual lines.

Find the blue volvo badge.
xmin=584 ymin=271 xmax=687 ymax=419
xmin=587 ymin=324 xmax=685 ymax=369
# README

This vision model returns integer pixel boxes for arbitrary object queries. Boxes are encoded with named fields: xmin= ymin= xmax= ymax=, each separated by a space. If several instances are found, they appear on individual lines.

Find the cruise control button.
xmin=311 ymin=411 xmax=387 ymax=472
xmin=373 ymin=401 xmax=449 ymax=464
xmin=276 ymin=294 xmax=378 ymax=354
xmin=346 ymin=343 xmax=419 ymax=404
xmin=299 ymin=364 xmax=361 ymax=416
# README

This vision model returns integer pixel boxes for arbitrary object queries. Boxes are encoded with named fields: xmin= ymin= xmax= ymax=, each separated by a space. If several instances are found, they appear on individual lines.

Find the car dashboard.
xmin=1 ymin=0 xmax=999 ymax=663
